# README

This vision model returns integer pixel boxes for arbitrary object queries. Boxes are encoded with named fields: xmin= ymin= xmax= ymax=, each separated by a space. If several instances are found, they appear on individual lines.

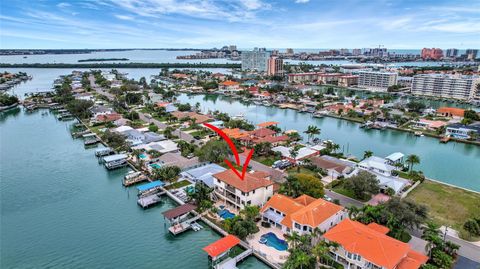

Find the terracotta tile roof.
xmin=221 ymin=80 xmax=240 ymax=86
xmin=310 ymin=156 xmax=349 ymax=174
xmin=290 ymin=199 xmax=344 ymax=228
xmin=397 ymin=250 xmax=429 ymax=269
xmin=324 ymin=219 xmax=413 ymax=269
xmin=260 ymin=194 xmax=343 ymax=229
xmin=257 ymin=121 xmax=279 ymax=127
xmin=436 ymin=107 xmax=465 ymax=117
xmin=293 ymin=194 xmax=317 ymax=206
xmin=96 ymin=113 xmax=122 ymax=122
xmin=256 ymin=135 xmax=289 ymax=144
xmin=213 ymin=170 xmax=273 ymax=193
xmin=249 ymin=128 xmax=276 ymax=138
xmin=203 ymin=235 xmax=240 ymax=258
xmin=367 ymin=223 xmax=390 ymax=234
xmin=221 ymin=128 xmax=250 ymax=139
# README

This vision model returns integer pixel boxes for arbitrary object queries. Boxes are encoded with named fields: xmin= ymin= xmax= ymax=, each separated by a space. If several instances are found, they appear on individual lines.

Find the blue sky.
xmin=1 ymin=0 xmax=479 ymax=49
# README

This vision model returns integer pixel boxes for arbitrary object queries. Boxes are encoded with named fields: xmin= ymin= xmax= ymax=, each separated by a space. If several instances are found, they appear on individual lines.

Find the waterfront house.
xmin=323 ymin=219 xmax=428 ymax=269
xmin=132 ymin=139 xmax=179 ymax=154
xmin=309 ymin=156 xmax=355 ymax=179
xmin=446 ymin=123 xmax=480 ymax=139
xmin=218 ymin=80 xmax=240 ymax=93
xmin=156 ymin=102 xmax=177 ymax=113
xmin=384 ymin=152 xmax=405 ymax=166
xmin=436 ymin=107 xmax=465 ymax=118
xmin=181 ymin=163 xmax=226 ymax=188
xmin=171 ymin=111 xmax=212 ymax=124
xmin=357 ymin=156 xmax=396 ymax=176
xmin=90 ymin=105 xmax=114 ymax=118
xmin=212 ymin=170 xmax=274 ymax=209
xmin=152 ymin=152 xmax=201 ymax=171
xmin=411 ymin=119 xmax=447 ymax=131
xmin=260 ymin=194 xmax=347 ymax=235
xmin=272 ymin=145 xmax=324 ymax=164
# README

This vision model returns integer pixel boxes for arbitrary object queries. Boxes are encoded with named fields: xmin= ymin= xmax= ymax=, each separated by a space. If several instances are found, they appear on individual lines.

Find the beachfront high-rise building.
xmin=286 ymin=48 xmax=294 ymax=54
xmin=411 ymin=74 xmax=479 ymax=101
xmin=421 ymin=48 xmax=443 ymax=60
xmin=466 ymin=49 xmax=478 ymax=60
xmin=340 ymin=48 xmax=349 ymax=55
xmin=241 ymin=48 xmax=271 ymax=72
xmin=358 ymin=71 xmax=398 ymax=92
xmin=446 ymin=48 xmax=459 ymax=58
xmin=352 ymin=49 xmax=362 ymax=56
xmin=229 ymin=45 xmax=237 ymax=51
xmin=267 ymin=56 xmax=284 ymax=76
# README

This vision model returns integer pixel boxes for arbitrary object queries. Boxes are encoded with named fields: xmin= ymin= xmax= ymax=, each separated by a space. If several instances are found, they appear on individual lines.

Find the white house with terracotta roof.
xmin=212 ymin=170 xmax=274 ymax=209
xmin=324 ymin=219 xmax=428 ymax=269
xmin=260 ymin=194 xmax=347 ymax=235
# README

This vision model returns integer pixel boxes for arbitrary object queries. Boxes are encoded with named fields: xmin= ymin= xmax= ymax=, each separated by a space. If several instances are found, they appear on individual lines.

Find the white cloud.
xmin=56 ymin=2 xmax=71 ymax=8
xmin=114 ymin=14 xmax=135 ymax=21
xmin=295 ymin=0 xmax=310 ymax=3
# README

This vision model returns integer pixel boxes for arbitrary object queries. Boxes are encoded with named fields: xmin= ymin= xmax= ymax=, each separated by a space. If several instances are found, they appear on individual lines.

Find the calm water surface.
xmin=0 ymin=49 xmax=460 ymax=67
xmin=177 ymin=93 xmax=480 ymax=192
xmin=0 ymin=109 xmax=269 ymax=269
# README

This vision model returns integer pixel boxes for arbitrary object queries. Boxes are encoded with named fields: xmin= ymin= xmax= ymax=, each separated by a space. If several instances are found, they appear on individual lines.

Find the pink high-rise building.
xmin=421 ymin=48 xmax=443 ymax=60
xmin=267 ymin=56 xmax=283 ymax=76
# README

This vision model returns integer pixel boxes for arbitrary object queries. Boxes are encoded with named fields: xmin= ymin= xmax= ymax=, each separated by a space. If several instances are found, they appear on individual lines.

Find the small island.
xmin=78 ymin=58 xmax=129 ymax=62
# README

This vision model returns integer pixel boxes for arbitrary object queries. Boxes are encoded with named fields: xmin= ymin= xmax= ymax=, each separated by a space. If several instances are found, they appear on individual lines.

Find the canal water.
xmin=177 ymin=93 xmax=480 ymax=192
xmin=0 ymin=108 xmax=269 ymax=269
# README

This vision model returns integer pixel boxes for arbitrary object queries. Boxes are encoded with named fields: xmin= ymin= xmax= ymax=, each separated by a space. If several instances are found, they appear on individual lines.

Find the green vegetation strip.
xmin=0 ymin=63 xmax=241 ymax=69
xmin=408 ymin=180 xmax=480 ymax=237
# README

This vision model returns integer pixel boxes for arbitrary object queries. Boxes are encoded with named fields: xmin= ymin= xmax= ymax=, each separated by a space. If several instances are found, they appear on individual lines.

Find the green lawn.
xmin=408 ymin=180 xmax=480 ymax=241
xmin=165 ymin=179 xmax=192 ymax=190
xmin=287 ymin=167 xmax=321 ymax=178
xmin=254 ymin=155 xmax=280 ymax=167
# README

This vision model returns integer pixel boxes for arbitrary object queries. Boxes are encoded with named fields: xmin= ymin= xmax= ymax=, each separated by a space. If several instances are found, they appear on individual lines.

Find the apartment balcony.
xmin=225 ymin=185 xmax=236 ymax=194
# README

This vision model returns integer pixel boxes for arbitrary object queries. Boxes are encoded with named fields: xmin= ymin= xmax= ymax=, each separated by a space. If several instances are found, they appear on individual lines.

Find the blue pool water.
xmin=139 ymin=153 xmax=147 ymax=159
xmin=260 ymin=232 xmax=288 ymax=251
xmin=150 ymin=163 xmax=161 ymax=169
xmin=217 ymin=208 xmax=235 ymax=219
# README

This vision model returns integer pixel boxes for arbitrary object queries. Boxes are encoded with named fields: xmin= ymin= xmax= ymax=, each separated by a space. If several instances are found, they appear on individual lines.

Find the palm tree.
xmin=331 ymin=143 xmax=340 ymax=153
xmin=304 ymin=125 xmax=321 ymax=143
xmin=406 ymin=154 xmax=420 ymax=172
xmin=285 ymin=232 xmax=301 ymax=250
xmin=290 ymin=147 xmax=300 ymax=172
xmin=363 ymin=150 xmax=373 ymax=160
xmin=421 ymin=222 xmax=442 ymax=258
xmin=295 ymin=250 xmax=312 ymax=269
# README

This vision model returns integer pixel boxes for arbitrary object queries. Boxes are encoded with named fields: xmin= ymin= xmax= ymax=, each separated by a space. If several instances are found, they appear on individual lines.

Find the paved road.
xmin=324 ymin=189 xmax=364 ymax=208
xmin=409 ymin=227 xmax=480 ymax=263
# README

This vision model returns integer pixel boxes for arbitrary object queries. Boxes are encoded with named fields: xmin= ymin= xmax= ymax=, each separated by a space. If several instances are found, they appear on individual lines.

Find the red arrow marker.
xmin=203 ymin=123 xmax=254 ymax=180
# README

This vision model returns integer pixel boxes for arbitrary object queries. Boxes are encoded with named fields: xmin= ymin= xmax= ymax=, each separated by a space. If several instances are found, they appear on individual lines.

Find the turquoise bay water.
xmin=0 ymin=109 xmax=268 ymax=269
xmin=178 ymin=93 xmax=480 ymax=192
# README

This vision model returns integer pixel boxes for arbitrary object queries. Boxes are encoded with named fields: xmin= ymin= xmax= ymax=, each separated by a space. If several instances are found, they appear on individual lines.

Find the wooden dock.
xmin=168 ymin=215 xmax=201 ymax=235
xmin=137 ymin=192 xmax=165 ymax=208
xmin=440 ymin=136 xmax=451 ymax=143
xmin=123 ymin=175 xmax=148 ymax=187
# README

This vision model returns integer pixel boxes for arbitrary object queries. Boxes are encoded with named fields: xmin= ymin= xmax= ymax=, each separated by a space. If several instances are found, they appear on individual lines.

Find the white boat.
xmin=262 ymin=101 xmax=272 ymax=106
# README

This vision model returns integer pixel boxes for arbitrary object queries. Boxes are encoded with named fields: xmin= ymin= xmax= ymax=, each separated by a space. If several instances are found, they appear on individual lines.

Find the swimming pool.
xmin=139 ymin=153 xmax=148 ymax=159
xmin=150 ymin=163 xmax=161 ymax=169
xmin=218 ymin=208 xmax=235 ymax=219
xmin=260 ymin=232 xmax=288 ymax=251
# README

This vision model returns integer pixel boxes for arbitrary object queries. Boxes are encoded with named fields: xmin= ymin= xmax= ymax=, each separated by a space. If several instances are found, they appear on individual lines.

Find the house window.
xmin=253 ymin=190 xmax=256 ymax=194
xmin=295 ymin=223 xmax=301 ymax=229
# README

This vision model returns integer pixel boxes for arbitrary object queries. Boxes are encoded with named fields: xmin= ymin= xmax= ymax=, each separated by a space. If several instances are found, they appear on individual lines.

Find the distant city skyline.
xmin=1 ymin=0 xmax=479 ymax=49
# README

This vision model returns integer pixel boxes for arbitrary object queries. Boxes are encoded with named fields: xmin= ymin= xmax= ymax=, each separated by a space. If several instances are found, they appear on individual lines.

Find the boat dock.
xmin=137 ymin=191 xmax=166 ymax=209
xmin=123 ymin=174 xmax=148 ymax=187
xmin=162 ymin=203 xmax=199 ymax=235
xmin=137 ymin=180 xmax=165 ymax=196
xmin=84 ymin=137 xmax=100 ymax=146
xmin=102 ymin=154 xmax=128 ymax=170
xmin=95 ymin=147 xmax=114 ymax=157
